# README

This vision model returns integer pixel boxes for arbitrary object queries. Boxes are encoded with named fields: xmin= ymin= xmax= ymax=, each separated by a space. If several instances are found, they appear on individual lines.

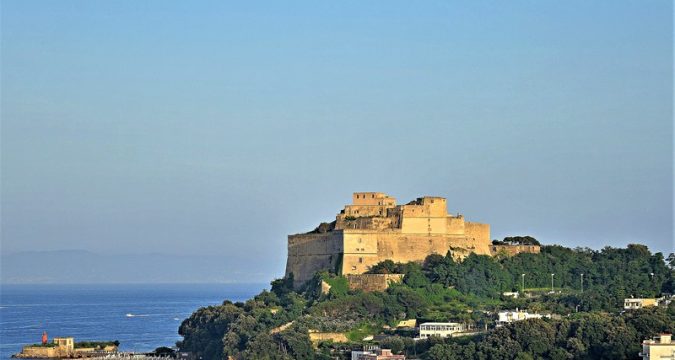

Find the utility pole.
xmin=521 ymin=273 xmax=525 ymax=294
xmin=551 ymin=273 xmax=555 ymax=293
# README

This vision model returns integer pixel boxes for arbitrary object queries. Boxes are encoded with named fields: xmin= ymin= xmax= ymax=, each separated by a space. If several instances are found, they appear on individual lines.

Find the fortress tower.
xmin=285 ymin=192 xmax=491 ymax=287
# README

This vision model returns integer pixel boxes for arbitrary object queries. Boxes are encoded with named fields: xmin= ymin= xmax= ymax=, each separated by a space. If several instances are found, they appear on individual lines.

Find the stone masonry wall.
xmin=345 ymin=274 xmax=403 ymax=292
xmin=490 ymin=244 xmax=541 ymax=256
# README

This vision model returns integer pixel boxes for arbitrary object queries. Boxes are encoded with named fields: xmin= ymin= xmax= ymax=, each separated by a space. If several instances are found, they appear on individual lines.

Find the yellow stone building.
xmin=624 ymin=297 xmax=659 ymax=310
xmin=17 ymin=338 xmax=75 ymax=358
xmin=16 ymin=337 xmax=118 ymax=358
xmin=640 ymin=334 xmax=675 ymax=360
xmin=285 ymin=192 xmax=491 ymax=286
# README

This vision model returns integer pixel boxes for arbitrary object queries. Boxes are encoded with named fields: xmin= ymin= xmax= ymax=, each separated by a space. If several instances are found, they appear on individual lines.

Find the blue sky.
xmin=1 ymin=1 xmax=673 ymax=282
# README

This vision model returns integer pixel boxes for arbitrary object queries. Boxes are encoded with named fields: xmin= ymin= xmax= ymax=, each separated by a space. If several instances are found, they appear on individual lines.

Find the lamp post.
xmin=650 ymin=272 xmax=655 ymax=294
xmin=521 ymin=273 xmax=525 ymax=294
xmin=580 ymin=273 xmax=584 ymax=293
xmin=551 ymin=273 xmax=555 ymax=293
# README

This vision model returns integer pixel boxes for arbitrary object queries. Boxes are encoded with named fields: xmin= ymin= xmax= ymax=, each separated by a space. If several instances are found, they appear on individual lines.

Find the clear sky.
xmin=1 ymin=1 xmax=673 ymax=282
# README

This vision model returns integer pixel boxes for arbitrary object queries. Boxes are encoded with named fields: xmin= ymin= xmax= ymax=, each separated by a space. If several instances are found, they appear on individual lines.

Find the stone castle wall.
xmin=287 ymin=232 xmax=342 ymax=285
xmin=490 ymin=244 xmax=540 ymax=256
xmin=17 ymin=344 xmax=118 ymax=359
xmin=345 ymin=274 xmax=404 ymax=292
xmin=286 ymin=230 xmax=493 ymax=286
xmin=18 ymin=347 xmax=64 ymax=358
xmin=464 ymin=222 xmax=492 ymax=254
xmin=285 ymin=193 xmax=492 ymax=287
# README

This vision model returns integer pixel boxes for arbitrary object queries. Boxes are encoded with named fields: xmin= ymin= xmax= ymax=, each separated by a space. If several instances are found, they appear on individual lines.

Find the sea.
xmin=0 ymin=283 xmax=266 ymax=359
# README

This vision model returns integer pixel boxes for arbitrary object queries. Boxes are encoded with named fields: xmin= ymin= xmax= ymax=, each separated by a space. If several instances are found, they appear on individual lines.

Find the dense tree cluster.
xmin=422 ymin=307 xmax=674 ymax=360
xmin=420 ymin=244 xmax=671 ymax=309
xmin=178 ymin=289 xmax=308 ymax=359
xmin=492 ymin=236 xmax=541 ymax=246
xmin=177 ymin=244 xmax=674 ymax=359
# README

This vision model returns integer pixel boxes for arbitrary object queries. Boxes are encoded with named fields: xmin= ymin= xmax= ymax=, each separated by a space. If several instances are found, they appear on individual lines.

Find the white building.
xmin=659 ymin=295 xmax=674 ymax=308
xmin=417 ymin=322 xmax=465 ymax=339
xmin=625 ymin=298 xmax=659 ymax=310
xmin=502 ymin=291 xmax=519 ymax=298
xmin=352 ymin=351 xmax=369 ymax=360
xmin=640 ymin=334 xmax=675 ymax=360
xmin=496 ymin=310 xmax=549 ymax=327
xmin=352 ymin=345 xmax=379 ymax=360
xmin=352 ymin=347 xmax=405 ymax=360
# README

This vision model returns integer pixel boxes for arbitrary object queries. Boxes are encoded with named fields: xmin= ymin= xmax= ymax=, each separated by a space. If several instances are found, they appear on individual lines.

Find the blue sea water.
xmin=0 ymin=283 xmax=266 ymax=359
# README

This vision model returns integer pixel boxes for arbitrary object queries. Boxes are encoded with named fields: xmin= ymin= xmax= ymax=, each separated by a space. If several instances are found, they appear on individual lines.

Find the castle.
xmin=285 ymin=192 xmax=492 ymax=287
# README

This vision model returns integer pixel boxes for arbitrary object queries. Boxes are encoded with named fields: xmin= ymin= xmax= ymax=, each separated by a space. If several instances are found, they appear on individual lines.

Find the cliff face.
xmin=285 ymin=193 xmax=491 ymax=287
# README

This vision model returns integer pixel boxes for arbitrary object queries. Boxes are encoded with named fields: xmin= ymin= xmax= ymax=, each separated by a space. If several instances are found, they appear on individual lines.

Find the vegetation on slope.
xmin=74 ymin=341 xmax=120 ymax=349
xmin=178 ymin=243 xmax=674 ymax=359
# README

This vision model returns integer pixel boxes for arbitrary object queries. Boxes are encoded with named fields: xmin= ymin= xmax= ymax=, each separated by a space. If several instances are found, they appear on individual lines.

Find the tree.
xmin=271 ymin=274 xmax=295 ymax=298
xmin=403 ymin=264 xmax=430 ymax=288
xmin=425 ymin=344 xmax=462 ymax=360
xmin=152 ymin=347 xmax=175 ymax=357
xmin=379 ymin=336 xmax=405 ymax=354
xmin=368 ymin=260 xmax=401 ymax=274
xmin=178 ymin=303 xmax=244 ymax=359
xmin=503 ymin=236 xmax=541 ymax=246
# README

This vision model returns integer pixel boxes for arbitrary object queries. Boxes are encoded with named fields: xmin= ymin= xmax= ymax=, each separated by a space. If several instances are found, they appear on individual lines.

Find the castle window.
xmin=371 ymin=194 xmax=374 ymax=198
xmin=352 ymin=266 xmax=357 ymax=270
xmin=359 ymin=257 xmax=363 ymax=263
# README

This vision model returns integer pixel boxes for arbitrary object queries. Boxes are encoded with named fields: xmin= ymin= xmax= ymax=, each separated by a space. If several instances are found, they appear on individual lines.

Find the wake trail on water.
xmin=125 ymin=313 xmax=151 ymax=318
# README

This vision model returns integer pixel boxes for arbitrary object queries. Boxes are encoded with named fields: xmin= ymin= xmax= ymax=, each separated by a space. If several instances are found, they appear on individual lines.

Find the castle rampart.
xmin=285 ymin=192 xmax=492 ymax=287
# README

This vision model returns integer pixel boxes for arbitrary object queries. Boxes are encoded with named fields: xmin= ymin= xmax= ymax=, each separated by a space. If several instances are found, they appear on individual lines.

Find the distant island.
xmin=175 ymin=193 xmax=674 ymax=359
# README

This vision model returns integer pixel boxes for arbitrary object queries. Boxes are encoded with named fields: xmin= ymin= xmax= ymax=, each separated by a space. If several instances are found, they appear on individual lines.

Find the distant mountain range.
xmin=0 ymin=250 xmax=280 ymax=284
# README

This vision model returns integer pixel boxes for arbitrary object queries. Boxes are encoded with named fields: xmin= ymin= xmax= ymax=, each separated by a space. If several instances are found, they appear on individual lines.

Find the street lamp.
xmin=551 ymin=273 xmax=555 ymax=293
xmin=650 ymin=273 xmax=655 ymax=295
xmin=580 ymin=273 xmax=584 ymax=293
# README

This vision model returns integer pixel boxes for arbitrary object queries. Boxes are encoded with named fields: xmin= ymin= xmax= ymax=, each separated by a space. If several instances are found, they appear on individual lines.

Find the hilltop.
xmin=178 ymin=243 xmax=675 ymax=359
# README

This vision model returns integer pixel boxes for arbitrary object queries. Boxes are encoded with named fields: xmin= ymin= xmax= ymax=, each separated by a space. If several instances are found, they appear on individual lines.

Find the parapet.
xmin=352 ymin=192 xmax=397 ymax=206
